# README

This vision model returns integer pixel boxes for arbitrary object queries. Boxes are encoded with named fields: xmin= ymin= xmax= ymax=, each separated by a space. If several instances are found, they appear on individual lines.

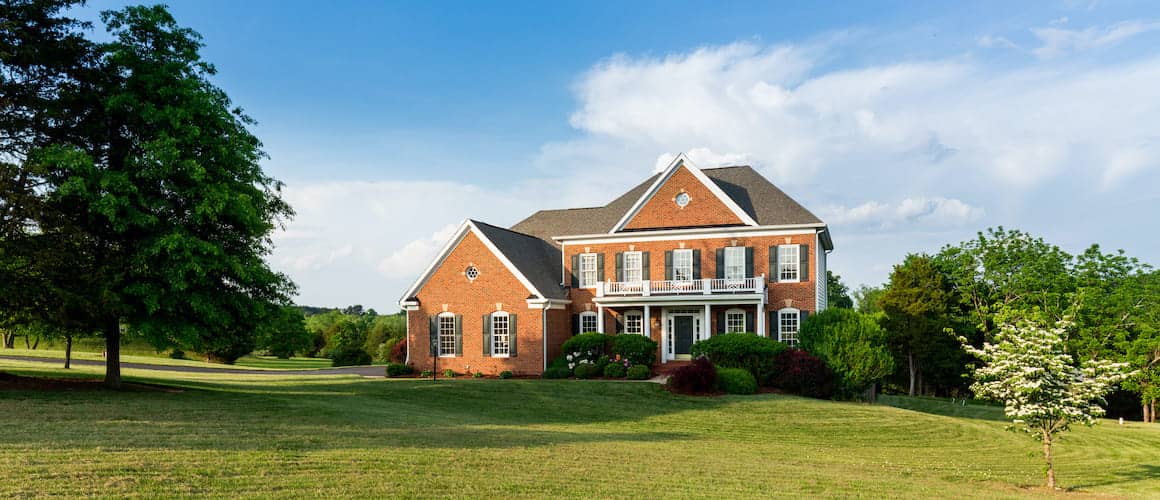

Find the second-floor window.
xmin=673 ymin=249 xmax=694 ymax=281
xmin=579 ymin=253 xmax=597 ymax=287
xmin=624 ymin=251 xmax=642 ymax=282
xmin=778 ymin=244 xmax=800 ymax=282
xmin=724 ymin=246 xmax=746 ymax=280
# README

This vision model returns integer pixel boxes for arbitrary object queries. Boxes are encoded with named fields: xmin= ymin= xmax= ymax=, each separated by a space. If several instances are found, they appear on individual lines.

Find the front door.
xmin=674 ymin=316 xmax=694 ymax=355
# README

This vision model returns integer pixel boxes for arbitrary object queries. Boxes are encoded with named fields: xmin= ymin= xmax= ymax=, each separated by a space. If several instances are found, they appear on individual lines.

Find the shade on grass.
xmin=1 ymin=360 xmax=1158 ymax=498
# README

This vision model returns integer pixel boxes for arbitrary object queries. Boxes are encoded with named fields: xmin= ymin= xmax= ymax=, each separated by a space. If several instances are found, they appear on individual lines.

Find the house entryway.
xmin=674 ymin=316 xmax=694 ymax=356
xmin=664 ymin=309 xmax=702 ymax=361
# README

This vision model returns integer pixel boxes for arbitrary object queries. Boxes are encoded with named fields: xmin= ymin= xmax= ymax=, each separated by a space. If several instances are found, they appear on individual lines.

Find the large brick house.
xmin=398 ymin=153 xmax=833 ymax=375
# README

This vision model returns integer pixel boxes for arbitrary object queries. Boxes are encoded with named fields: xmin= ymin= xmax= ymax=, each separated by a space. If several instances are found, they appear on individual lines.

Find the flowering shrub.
xmin=716 ymin=367 xmax=757 ymax=395
xmin=768 ymin=349 xmax=835 ymax=399
xmin=666 ymin=357 xmax=717 ymax=395
xmin=613 ymin=334 xmax=658 ymax=367
xmin=574 ymin=361 xmax=603 ymax=379
xmin=626 ymin=364 xmax=651 ymax=380
xmin=561 ymin=333 xmax=612 ymax=368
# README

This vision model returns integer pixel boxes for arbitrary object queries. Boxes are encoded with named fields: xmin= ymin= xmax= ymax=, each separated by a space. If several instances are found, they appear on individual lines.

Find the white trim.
xmin=725 ymin=307 xmax=746 ymax=333
xmin=777 ymin=244 xmax=801 ymax=283
xmin=593 ymin=294 xmax=765 ymax=306
xmin=554 ymin=226 xmax=822 ymax=245
xmin=608 ymin=153 xmax=759 ymax=233
xmin=578 ymin=252 xmax=598 ymax=288
xmin=622 ymin=250 xmax=643 ymax=283
xmin=398 ymin=219 xmax=547 ymax=306
xmin=623 ymin=310 xmax=644 ymax=335
xmin=578 ymin=311 xmax=599 ymax=334
xmin=777 ymin=307 xmax=801 ymax=346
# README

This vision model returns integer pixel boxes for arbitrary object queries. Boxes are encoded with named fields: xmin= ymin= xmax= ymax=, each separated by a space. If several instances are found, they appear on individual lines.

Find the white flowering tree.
xmin=961 ymin=319 xmax=1132 ymax=489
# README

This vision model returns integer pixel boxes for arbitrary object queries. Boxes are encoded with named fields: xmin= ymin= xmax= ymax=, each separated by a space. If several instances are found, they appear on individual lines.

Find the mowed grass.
xmin=2 ymin=360 xmax=1159 ymax=498
xmin=1 ymin=348 xmax=333 ymax=370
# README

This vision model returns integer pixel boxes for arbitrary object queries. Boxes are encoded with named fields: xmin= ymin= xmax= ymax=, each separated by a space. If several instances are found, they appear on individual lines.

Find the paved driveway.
xmin=0 ymin=355 xmax=384 ymax=377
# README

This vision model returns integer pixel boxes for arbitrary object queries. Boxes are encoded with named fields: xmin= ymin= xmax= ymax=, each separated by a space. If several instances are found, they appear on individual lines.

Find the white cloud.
xmin=377 ymin=224 xmax=458 ymax=280
xmin=821 ymin=197 xmax=984 ymax=230
xmin=977 ymin=34 xmax=1020 ymax=50
xmin=1031 ymin=19 xmax=1160 ymax=58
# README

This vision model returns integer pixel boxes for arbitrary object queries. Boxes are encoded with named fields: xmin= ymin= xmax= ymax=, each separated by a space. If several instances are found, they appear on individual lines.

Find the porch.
xmin=593 ymin=296 xmax=767 ymax=364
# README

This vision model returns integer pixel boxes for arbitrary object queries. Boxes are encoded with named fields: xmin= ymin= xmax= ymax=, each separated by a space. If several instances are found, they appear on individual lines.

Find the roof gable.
xmin=610 ymin=154 xmax=759 ymax=233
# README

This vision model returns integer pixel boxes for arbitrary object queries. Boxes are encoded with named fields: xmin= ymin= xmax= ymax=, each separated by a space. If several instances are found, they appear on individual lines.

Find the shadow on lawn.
xmin=0 ymin=375 xmax=725 ymax=452
xmin=878 ymin=395 xmax=1007 ymax=422
xmin=1069 ymin=464 xmax=1160 ymax=490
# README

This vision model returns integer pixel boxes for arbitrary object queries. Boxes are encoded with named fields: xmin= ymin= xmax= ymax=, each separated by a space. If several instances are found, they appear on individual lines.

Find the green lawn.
xmin=2 ymin=360 xmax=1158 ymax=498
xmin=1 ymin=348 xmax=333 ymax=370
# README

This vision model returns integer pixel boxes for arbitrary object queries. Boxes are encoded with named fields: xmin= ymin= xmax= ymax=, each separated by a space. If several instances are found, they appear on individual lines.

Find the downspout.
xmin=404 ymin=309 xmax=410 ymax=365
xmin=542 ymin=305 xmax=549 ymax=372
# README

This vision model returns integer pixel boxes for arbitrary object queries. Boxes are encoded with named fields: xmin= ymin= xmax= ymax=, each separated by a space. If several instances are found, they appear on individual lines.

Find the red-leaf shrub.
xmin=666 ymin=357 xmax=718 ymax=395
xmin=390 ymin=338 xmax=407 ymax=364
xmin=768 ymin=349 xmax=835 ymax=399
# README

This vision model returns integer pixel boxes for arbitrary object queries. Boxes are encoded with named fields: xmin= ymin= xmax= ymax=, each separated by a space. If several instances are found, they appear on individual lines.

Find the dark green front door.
xmin=674 ymin=316 xmax=694 ymax=355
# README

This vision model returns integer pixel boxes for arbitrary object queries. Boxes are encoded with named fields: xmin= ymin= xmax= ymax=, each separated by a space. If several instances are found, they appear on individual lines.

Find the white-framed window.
xmin=579 ymin=311 xmax=599 ymax=333
xmin=624 ymin=310 xmax=643 ymax=335
xmin=490 ymin=311 xmax=510 ymax=357
xmin=724 ymin=246 xmax=746 ymax=280
xmin=779 ymin=245 xmax=800 ymax=282
xmin=673 ymin=249 xmax=694 ymax=281
xmin=579 ymin=253 xmax=597 ymax=288
xmin=438 ymin=312 xmax=456 ymax=357
xmin=623 ymin=251 xmax=643 ymax=283
xmin=725 ymin=308 xmax=747 ymax=333
xmin=778 ymin=308 xmax=800 ymax=347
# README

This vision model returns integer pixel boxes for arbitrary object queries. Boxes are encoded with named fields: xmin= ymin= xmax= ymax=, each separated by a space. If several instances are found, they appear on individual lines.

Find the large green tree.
xmin=7 ymin=3 xmax=295 ymax=386
xmin=880 ymin=254 xmax=964 ymax=396
xmin=851 ymin=284 xmax=885 ymax=314
xmin=799 ymin=308 xmax=893 ymax=400
xmin=826 ymin=271 xmax=854 ymax=309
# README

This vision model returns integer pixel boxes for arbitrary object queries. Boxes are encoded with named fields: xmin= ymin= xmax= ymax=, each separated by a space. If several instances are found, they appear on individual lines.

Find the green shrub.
xmin=385 ymin=362 xmax=412 ymax=377
xmin=420 ymin=369 xmax=433 ymax=377
xmin=604 ymin=362 xmax=627 ymax=378
xmin=168 ymin=349 xmax=186 ymax=360
xmin=799 ymin=308 xmax=894 ymax=399
xmin=442 ymin=369 xmax=456 ymax=378
xmin=574 ymin=362 xmax=602 ymax=379
xmin=690 ymin=333 xmax=786 ymax=381
xmin=613 ymin=334 xmax=658 ymax=367
xmin=472 ymin=371 xmax=484 ymax=378
xmin=626 ymin=364 xmax=651 ymax=380
xmin=328 ymin=346 xmax=372 ymax=367
xmin=378 ymin=337 xmax=402 ymax=362
xmin=561 ymin=333 xmax=612 ymax=365
xmin=499 ymin=370 xmax=513 ymax=379
xmin=542 ymin=366 xmax=571 ymax=379
xmin=716 ymin=367 xmax=758 ymax=395
xmin=596 ymin=355 xmax=611 ymax=369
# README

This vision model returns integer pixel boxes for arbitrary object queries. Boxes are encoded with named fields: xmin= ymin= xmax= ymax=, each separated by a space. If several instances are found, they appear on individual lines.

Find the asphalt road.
xmin=0 ymin=355 xmax=385 ymax=376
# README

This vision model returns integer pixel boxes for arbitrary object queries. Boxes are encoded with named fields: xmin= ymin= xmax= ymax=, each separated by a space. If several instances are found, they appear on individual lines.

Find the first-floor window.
xmin=778 ymin=308 xmax=799 ymax=347
xmin=491 ymin=312 xmax=510 ymax=357
xmin=725 ymin=308 xmax=746 ymax=333
xmin=580 ymin=311 xmax=599 ymax=333
xmin=439 ymin=313 xmax=456 ymax=356
xmin=624 ymin=311 xmax=643 ymax=335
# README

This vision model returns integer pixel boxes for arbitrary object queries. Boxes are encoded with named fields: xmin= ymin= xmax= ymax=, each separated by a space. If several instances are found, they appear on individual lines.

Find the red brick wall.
xmin=409 ymin=231 xmax=546 ymax=376
xmin=624 ymin=165 xmax=745 ymax=230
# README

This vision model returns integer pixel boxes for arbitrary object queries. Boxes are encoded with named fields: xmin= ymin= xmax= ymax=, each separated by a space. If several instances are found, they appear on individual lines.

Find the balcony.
xmin=596 ymin=275 xmax=765 ymax=297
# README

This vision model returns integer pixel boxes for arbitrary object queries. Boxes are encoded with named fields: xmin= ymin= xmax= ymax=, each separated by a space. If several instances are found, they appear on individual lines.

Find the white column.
xmin=659 ymin=308 xmax=667 ymax=364
xmin=703 ymin=303 xmax=711 ymax=339
xmin=597 ymin=304 xmax=605 ymax=333
xmin=644 ymin=305 xmax=651 ymax=338
xmin=757 ymin=300 xmax=765 ymax=337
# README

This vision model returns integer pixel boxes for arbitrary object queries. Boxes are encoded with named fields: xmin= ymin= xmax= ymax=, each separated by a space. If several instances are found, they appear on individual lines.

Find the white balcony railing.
xmin=597 ymin=275 xmax=765 ymax=297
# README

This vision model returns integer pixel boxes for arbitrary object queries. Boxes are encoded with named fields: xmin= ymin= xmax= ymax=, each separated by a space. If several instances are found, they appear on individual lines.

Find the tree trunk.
xmin=104 ymin=321 xmax=121 ymax=389
xmin=31 ymin=336 xmax=39 ymax=349
xmin=1043 ymin=431 xmax=1056 ymax=489
xmin=64 ymin=336 xmax=73 ymax=369
xmin=908 ymin=351 xmax=915 ymax=396
xmin=1145 ymin=402 xmax=1152 ymax=424
xmin=24 ymin=335 xmax=30 ymax=349
xmin=2 ymin=331 xmax=13 ymax=349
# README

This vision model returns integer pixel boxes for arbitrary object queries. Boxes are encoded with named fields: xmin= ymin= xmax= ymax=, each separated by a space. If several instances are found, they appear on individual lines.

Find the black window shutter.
xmin=509 ymin=314 xmax=518 ymax=357
xmin=745 ymin=247 xmax=755 ymax=278
xmin=571 ymin=254 xmax=580 ymax=287
xmin=715 ymin=249 xmax=725 ymax=279
xmin=482 ymin=314 xmax=491 ymax=356
xmin=769 ymin=246 xmax=779 ymax=283
xmin=454 ymin=315 xmax=463 ymax=356
xmin=571 ymin=314 xmax=580 ymax=335
xmin=799 ymin=310 xmax=810 ymax=327
xmin=716 ymin=311 xmax=725 ymax=334
xmin=664 ymin=251 xmax=673 ymax=280
xmin=769 ymin=311 xmax=776 ymax=339
xmin=692 ymin=250 xmax=702 ymax=280
xmin=429 ymin=315 xmax=438 ymax=356
xmin=597 ymin=253 xmax=605 ymax=283
xmin=615 ymin=252 xmax=624 ymax=282
xmin=746 ymin=311 xmax=755 ymax=333
xmin=614 ymin=314 xmax=623 ymax=334
xmin=800 ymin=244 xmax=810 ymax=282
xmin=641 ymin=252 xmax=651 ymax=280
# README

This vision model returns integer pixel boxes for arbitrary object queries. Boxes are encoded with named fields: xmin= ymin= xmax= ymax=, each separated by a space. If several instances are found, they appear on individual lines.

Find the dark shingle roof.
xmin=471 ymin=220 xmax=568 ymax=300
xmin=511 ymin=166 xmax=823 ymax=242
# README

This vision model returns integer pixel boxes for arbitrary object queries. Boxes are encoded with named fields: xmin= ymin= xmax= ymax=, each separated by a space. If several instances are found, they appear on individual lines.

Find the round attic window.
xmin=675 ymin=192 xmax=691 ymax=208
xmin=465 ymin=266 xmax=480 ymax=281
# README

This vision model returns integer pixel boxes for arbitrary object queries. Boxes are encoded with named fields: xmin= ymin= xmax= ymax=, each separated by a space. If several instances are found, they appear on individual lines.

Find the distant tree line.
xmin=826 ymin=227 xmax=1158 ymax=422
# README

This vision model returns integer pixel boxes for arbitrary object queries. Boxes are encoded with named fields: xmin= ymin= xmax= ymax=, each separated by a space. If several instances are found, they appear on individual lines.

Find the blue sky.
xmin=76 ymin=1 xmax=1160 ymax=310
